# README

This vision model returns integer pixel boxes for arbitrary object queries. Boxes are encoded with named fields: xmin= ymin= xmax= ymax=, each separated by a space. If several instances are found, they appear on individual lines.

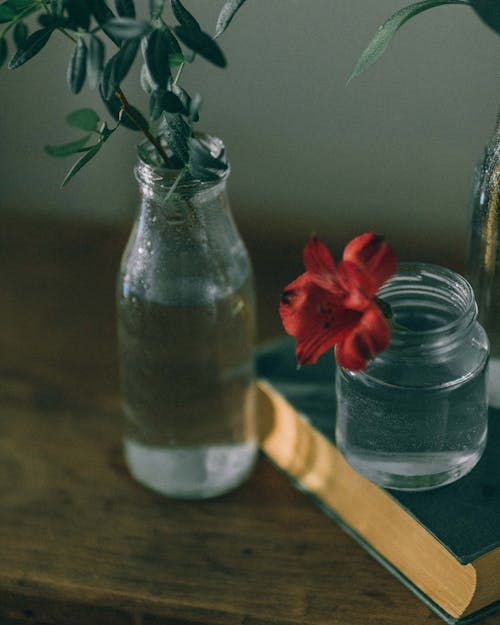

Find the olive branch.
xmin=0 ymin=0 xmax=247 ymax=185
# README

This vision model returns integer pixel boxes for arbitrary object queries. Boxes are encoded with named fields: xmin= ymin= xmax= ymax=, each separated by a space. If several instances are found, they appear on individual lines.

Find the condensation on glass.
xmin=116 ymin=136 xmax=257 ymax=499
xmin=336 ymin=263 xmax=489 ymax=491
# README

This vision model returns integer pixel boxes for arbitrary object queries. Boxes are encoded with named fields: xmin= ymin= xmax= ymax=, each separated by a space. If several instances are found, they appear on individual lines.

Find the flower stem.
xmin=114 ymin=88 xmax=173 ymax=167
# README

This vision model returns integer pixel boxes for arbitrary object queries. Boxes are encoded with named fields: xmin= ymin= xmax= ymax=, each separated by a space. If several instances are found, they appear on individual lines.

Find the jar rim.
xmin=340 ymin=263 xmax=488 ymax=389
xmin=378 ymin=262 xmax=477 ymax=341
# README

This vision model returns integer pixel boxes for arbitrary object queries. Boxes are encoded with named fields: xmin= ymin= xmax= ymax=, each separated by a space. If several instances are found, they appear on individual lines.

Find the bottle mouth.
xmin=134 ymin=133 xmax=230 ymax=193
xmin=377 ymin=262 xmax=477 ymax=354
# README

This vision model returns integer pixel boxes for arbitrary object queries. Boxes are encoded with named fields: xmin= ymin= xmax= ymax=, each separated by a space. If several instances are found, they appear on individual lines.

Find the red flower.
xmin=279 ymin=232 xmax=397 ymax=370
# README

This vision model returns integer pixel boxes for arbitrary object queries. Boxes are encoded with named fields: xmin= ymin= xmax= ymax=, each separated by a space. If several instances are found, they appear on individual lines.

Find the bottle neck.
xmin=133 ymin=159 xmax=231 ymax=230
xmin=134 ymin=132 xmax=229 ymax=206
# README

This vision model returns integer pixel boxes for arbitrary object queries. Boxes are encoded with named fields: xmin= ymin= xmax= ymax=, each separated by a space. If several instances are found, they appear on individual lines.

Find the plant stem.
xmin=172 ymin=61 xmax=185 ymax=87
xmin=51 ymin=14 xmax=174 ymax=169
xmin=115 ymin=88 xmax=173 ymax=167
xmin=54 ymin=26 xmax=169 ymax=166
xmin=164 ymin=166 xmax=187 ymax=202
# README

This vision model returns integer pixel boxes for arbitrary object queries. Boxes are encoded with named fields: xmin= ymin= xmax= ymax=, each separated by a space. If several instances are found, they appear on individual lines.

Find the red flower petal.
xmin=280 ymin=275 xmax=360 ymax=365
xmin=279 ymin=273 xmax=313 ymax=337
xmin=342 ymin=231 xmax=397 ymax=295
xmin=335 ymin=260 xmax=373 ymax=311
xmin=302 ymin=237 xmax=345 ymax=297
xmin=335 ymin=304 xmax=391 ymax=370
xmin=303 ymin=237 xmax=336 ymax=275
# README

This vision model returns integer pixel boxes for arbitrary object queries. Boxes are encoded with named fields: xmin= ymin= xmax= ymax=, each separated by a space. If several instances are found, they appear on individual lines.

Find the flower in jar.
xmin=279 ymin=232 xmax=397 ymax=370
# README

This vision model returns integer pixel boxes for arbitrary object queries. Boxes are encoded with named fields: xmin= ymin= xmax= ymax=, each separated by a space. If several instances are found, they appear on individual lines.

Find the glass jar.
xmin=116 ymin=136 xmax=258 ymax=499
xmin=335 ymin=263 xmax=489 ymax=491
xmin=467 ymin=111 xmax=500 ymax=407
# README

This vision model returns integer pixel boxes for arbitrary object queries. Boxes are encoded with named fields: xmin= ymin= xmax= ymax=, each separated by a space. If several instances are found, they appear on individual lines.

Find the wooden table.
xmin=1 ymin=215 xmax=498 ymax=625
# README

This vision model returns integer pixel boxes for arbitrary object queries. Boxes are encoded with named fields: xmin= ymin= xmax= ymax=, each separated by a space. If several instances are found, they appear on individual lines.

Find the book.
xmin=256 ymin=337 xmax=500 ymax=624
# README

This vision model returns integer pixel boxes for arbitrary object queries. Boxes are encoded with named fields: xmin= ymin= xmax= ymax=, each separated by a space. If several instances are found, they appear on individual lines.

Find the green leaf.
xmin=38 ymin=13 xmax=79 ymax=29
xmin=67 ymin=38 xmax=87 ymax=94
xmin=149 ymin=89 xmax=163 ymax=119
xmin=44 ymin=134 xmax=92 ymax=157
xmin=0 ymin=3 xmax=16 ymax=23
xmin=88 ymin=0 xmax=115 ymax=24
xmin=6 ymin=0 xmax=33 ymax=12
xmin=215 ymin=0 xmax=247 ymax=37
xmin=66 ymin=0 xmax=91 ymax=31
xmin=188 ymin=136 xmax=227 ymax=181
xmin=349 ymin=0 xmax=469 ymax=81
xmin=149 ymin=0 xmax=164 ymax=19
xmin=164 ymin=26 xmax=183 ymax=56
xmin=10 ymin=1 xmax=38 ymax=20
xmin=140 ymin=62 xmax=156 ymax=93
xmin=188 ymin=91 xmax=201 ymax=121
xmin=101 ymin=38 xmax=139 ymax=99
xmin=172 ymin=85 xmax=199 ymax=120
xmin=470 ymin=0 xmax=500 ymax=35
xmin=13 ymin=21 xmax=27 ymax=47
xmin=88 ymin=0 xmax=120 ymax=45
xmin=87 ymin=34 xmax=104 ymax=88
xmin=100 ymin=53 xmax=116 ymax=100
xmin=66 ymin=108 xmax=100 ymax=131
xmin=162 ymin=112 xmax=190 ymax=163
xmin=8 ymin=27 xmax=52 ymax=69
xmin=0 ymin=38 xmax=7 ymax=68
xmin=115 ymin=0 xmax=135 ymax=18
xmin=62 ymin=142 xmax=102 ymax=187
xmin=37 ymin=13 xmax=56 ymax=28
xmin=174 ymin=25 xmax=226 ymax=67
xmin=114 ymin=37 xmax=139 ymax=81
xmin=171 ymin=0 xmax=200 ymax=31
xmin=145 ymin=28 xmax=173 ymax=88
xmin=104 ymin=17 xmax=151 ymax=40
xmin=150 ymin=88 xmax=185 ymax=119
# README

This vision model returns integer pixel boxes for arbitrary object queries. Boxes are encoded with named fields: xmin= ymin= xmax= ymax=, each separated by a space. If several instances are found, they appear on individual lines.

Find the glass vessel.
xmin=467 ymin=111 xmax=500 ymax=407
xmin=116 ymin=136 xmax=258 ymax=499
xmin=336 ymin=263 xmax=489 ymax=491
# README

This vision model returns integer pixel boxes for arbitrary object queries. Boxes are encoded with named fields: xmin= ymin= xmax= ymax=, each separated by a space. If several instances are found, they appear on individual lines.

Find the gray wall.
xmin=0 ymin=1 xmax=498 ymax=263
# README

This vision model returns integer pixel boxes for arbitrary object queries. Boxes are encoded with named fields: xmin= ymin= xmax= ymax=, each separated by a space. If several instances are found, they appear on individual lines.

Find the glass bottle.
xmin=336 ymin=263 xmax=489 ymax=491
xmin=116 ymin=136 xmax=258 ymax=499
xmin=467 ymin=111 xmax=500 ymax=407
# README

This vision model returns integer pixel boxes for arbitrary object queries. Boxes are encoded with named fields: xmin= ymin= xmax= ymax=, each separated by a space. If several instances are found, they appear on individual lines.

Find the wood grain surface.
xmin=1 ymin=215 xmax=498 ymax=625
